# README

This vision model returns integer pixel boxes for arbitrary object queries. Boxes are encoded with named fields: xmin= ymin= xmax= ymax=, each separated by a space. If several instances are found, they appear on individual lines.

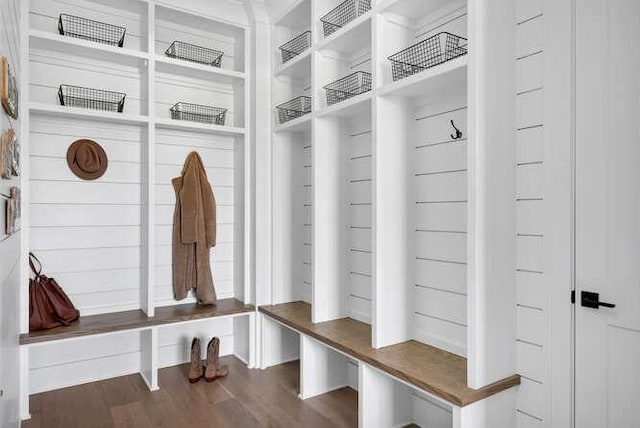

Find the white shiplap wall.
xmin=0 ymin=0 xmax=21 ymax=425
xmin=25 ymin=0 xmax=247 ymax=394
xmin=29 ymin=118 xmax=145 ymax=315
xmin=411 ymin=12 xmax=468 ymax=357
xmin=412 ymin=100 xmax=468 ymax=357
xmin=515 ymin=0 xmax=547 ymax=426
xmin=347 ymin=113 xmax=373 ymax=324
xmin=154 ymin=128 xmax=237 ymax=307
xmin=301 ymin=137 xmax=312 ymax=303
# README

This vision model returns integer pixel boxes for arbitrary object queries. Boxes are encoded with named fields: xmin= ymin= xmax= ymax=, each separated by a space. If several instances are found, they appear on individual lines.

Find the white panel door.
xmin=575 ymin=0 xmax=640 ymax=427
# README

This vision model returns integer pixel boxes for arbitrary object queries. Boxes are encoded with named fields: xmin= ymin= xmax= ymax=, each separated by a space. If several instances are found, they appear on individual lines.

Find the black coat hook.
xmin=450 ymin=120 xmax=463 ymax=140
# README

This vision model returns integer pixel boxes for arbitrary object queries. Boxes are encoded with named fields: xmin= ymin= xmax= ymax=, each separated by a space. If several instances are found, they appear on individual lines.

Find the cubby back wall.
xmin=154 ymin=128 xmax=238 ymax=306
xmin=410 ymin=10 xmax=468 ymax=357
xmin=0 ymin=0 xmax=21 ymax=424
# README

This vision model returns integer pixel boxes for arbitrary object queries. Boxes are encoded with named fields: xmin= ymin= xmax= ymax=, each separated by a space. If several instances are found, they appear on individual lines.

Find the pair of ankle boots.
xmin=188 ymin=337 xmax=229 ymax=383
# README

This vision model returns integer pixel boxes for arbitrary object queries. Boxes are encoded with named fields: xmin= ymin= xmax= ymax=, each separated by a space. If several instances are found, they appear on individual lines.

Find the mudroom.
xmin=0 ymin=0 xmax=637 ymax=427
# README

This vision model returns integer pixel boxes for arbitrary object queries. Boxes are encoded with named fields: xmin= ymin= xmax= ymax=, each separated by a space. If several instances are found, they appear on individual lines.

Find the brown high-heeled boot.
xmin=188 ymin=338 xmax=203 ymax=383
xmin=204 ymin=337 xmax=229 ymax=382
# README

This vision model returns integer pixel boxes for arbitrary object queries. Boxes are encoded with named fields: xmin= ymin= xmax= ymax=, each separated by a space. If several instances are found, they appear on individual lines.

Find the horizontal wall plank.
xmin=517 ymin=306 xmax=545 ymax=347
xmin=517 ymin=0 xmax=543 ymax=23
xmin=415 ymin=258 xmax=467 ymax=296
xmin=517 ymin=15 xmax=543 ymax=58
xmin=414 ymin=140 xmax=467 ymax=174
xmin=517 ymin=52 xmax=543 ymax=93
xmin=517 ymin=341 xmax=545 ymax=382
xmin=517 ymin=270 xmax=546 ymax=310
xmin=415 ymin=231 xmax=467 ymax=264
xmin=414 ymin=286 xmax=467 ymax=326
xmin=517 ymin=377 xmax=547 ymax=422
xmin=517 ymin=163 xmax=544 ymax=200
xmin=415 ymin=202 xmax=467 ymax=233
xmin=517 ymin=126 xmax=543 ymax=164
xmin=415 ymin=171 xmax=467 ymax=203
xmin=412 ymin=313 xmax=467 ymax=357
xmin=517 ymin=89 xmax=543 ymax=129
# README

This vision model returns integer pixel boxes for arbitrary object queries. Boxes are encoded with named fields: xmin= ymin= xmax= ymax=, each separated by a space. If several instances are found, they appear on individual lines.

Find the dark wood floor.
xmin=22 ymin=357 xmax=358 ymax=428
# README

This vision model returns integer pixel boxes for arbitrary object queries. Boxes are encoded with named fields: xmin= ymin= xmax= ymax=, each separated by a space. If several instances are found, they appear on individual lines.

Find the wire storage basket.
xmin=170 ymin=102 xmax=227 ymax=125
xmin=279 ymin=32 xmax=312 ymax=64
xmin=58 ymin=14 xmax=126 ymax=47
xmin=321 ymin=0 xmax=371 ymax=37
xmin=165 ymin=41 xmax=224 ymax=68
xmin=388 ymin=32 xmax=468 ymax=82
xmin=58 ymin=85 xmax=126 ymax=113
xmin=324 ymin=71 xmax=371 ymax=106
xmin=276 ymin=96 xmax=312 ymax=124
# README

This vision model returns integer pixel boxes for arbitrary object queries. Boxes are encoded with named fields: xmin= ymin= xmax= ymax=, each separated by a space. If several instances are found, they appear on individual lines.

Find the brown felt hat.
xmin=66 ymin=139 xmax=108 ymax=180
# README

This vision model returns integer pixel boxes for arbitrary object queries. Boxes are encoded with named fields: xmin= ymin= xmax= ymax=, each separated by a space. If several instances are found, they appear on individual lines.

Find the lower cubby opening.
xmin=300 ymin=334 xmax=359 ymax=400
xmin=23 ymin=306 xmax=254 ymax=398
xmin=359 ymin=364 xmax=453 ymax=428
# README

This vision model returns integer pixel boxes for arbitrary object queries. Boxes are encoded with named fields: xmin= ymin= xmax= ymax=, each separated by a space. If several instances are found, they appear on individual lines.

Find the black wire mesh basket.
xmin=324 ymin=71 xmax=371 ymax=106
xmin=165 ymin=41 xmax=224 ymax=68
xmin=170 ymin=102 xmax=227 ymax=125
xmin=58 ymin=85 xmax=126 ymax=113
xmin=279 ymin=32 xmax=312 ymax=64
xmin=388 ymin=32 xmax=468 ymax=82
xmin=58 ymin=14 xmax=126 ymax=47
xmin=276 ymin=96 xmax=312 ymax=124
xmin=320 ymin=0 xmax=371 ymax=37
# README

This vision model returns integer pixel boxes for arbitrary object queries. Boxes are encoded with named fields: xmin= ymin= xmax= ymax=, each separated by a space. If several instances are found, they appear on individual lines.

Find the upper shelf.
xmin=30 ymin=102 xmax=149 ymax=125
xmin=259 ymin=302 xmax=520 ymax=407
xmin=156 ymin=118 xmax=245 ymax=136
xmin=274 ymin=49 xmax=311 ymax=81
xmin=274 ymin=113 xmax=312 ymax=134
xmin=29 ymin=29 xmax=148 ymax=66
xmin=378 ymin=56 xmax=468 ymax=99
xmin=315 ymin=12 xmax=372 ymax=56
xmin=21 ymin=299 xmax=255 ymax=346
xmin=155 ymin=55 xmax=245 ymax=84
xmin=378 ymin=0 xmax=464 ymax=21
xmin=316 ymin=91 xmax=372 ymax=120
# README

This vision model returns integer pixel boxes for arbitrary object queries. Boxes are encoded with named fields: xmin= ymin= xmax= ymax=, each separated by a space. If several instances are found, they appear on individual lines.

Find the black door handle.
xmin=581 ymin=291 xmax=616 ymax=309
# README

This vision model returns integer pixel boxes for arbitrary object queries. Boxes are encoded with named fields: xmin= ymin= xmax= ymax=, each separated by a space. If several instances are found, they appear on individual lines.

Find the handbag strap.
xmin=29 ymin=252 xmax=43 ymax=278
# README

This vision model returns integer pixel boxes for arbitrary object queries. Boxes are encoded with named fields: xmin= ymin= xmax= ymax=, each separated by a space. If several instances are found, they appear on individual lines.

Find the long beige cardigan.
xmin=172 ymin=151 xmax=217 ymax=305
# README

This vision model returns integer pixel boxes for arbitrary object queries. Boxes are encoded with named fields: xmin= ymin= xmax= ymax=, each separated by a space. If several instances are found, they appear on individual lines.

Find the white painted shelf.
xmin=274 ymin=113 xmax=312 ymax=133
xmin=155 ymin=55 xmax=245 ymax=84
xmin=29 ymin=29 xmax=148 ymax=65
xmin=155 ymin=118 xmax=245 ymax=136
xmin=315 ymin=92 xmax=372 ymax=119
xmin=29 ymin=102 xmax=149 ymax=125
xmin=378 ymin=56 xmax=468 ymax=98
xmin=378 ymin=0 xmax=458 ymax=18
xmin=315 ymin=13 xmax=372 ymax=55
xmin=274 ymin=49 xmax=311 ymax=80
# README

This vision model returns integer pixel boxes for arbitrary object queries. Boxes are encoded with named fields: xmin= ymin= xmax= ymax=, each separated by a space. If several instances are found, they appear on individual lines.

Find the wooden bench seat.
xmin=20 ymin=298 xmax=255 ymax=345
xmin=259 ymin=301 xmax=520 ymax=407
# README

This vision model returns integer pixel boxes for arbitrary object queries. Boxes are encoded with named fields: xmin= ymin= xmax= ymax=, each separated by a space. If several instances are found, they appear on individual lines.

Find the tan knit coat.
xmin=172 ymin=151 xmax=217 ymax=305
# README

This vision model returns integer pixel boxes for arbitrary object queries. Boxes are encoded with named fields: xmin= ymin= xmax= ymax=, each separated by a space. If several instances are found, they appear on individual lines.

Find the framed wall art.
xmin=1 ymin=128 xmax=15 ymax=179
xmin=1 ymin=56 xmax=18 ymax=119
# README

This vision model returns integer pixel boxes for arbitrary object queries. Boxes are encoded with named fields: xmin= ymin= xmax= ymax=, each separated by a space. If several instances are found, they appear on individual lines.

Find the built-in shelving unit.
xmin=264 ymin=0 xmax=517 ymax=427
xmin=19 ymin=0 xmax=253 ymax=417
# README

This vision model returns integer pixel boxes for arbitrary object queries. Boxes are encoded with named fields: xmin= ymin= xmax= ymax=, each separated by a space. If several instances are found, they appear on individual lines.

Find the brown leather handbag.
xmin=29 ymin=252 xmax=80 ymax=331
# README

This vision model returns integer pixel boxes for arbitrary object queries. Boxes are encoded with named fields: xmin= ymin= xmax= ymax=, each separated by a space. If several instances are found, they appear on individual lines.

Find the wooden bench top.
xmin=259 ymin=301 xmax=520 ymax=407
xmin=21 ymin=298 xmax=254 ymax=345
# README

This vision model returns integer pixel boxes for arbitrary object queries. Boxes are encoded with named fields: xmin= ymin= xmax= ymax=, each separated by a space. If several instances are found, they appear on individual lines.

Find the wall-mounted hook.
xmin=450 ymin=120 xmax=463 ymax=140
